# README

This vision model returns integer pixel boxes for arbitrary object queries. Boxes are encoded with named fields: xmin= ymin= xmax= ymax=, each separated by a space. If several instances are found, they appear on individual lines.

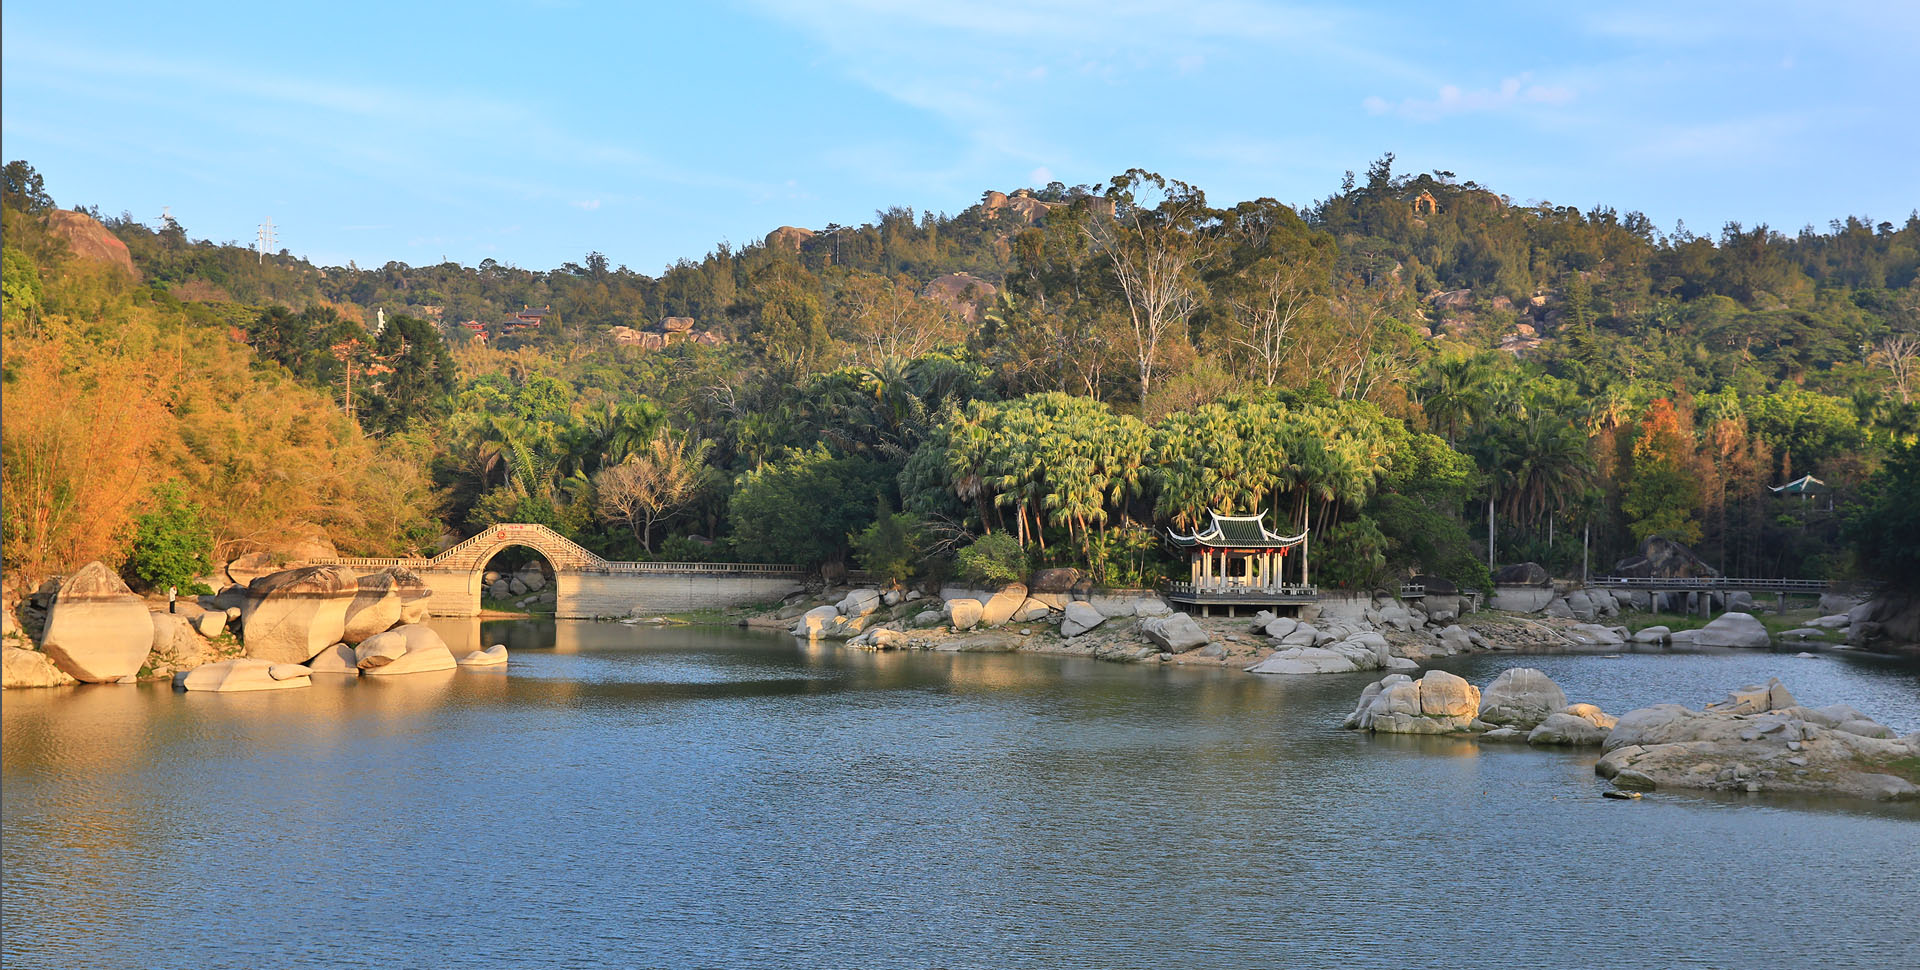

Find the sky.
xmin=3 ymin=0 xmax=1916 ymax=274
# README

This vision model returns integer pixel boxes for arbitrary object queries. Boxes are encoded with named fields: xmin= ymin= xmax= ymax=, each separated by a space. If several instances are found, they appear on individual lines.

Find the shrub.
xmin=852 ymin=498 xmax=925 ymax=587
xmin=125 ymin=483 xmax=214 ymax=594
xmin=955 ymin=532 xmax=1027 ymax=587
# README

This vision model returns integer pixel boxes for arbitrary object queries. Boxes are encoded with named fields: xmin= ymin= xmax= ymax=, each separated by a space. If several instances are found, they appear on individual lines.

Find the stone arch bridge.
xmin=317 ymin=524 xmax=807 ymax=618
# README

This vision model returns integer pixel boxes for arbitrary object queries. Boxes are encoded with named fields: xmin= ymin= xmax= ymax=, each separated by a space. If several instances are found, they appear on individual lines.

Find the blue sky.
xmin=4 ymin=1 xmax=1916 ymax=273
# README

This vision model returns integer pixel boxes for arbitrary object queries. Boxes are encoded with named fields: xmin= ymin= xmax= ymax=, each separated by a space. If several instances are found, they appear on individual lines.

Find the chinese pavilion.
xmin=1165 ymin=510 xmax=1315 ymax=615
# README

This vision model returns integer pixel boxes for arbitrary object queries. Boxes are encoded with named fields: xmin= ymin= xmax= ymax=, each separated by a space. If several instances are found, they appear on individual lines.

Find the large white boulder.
xmin=3 ymin=647 xmax=78 ymax=689
xmin=1693 ymin=611 xmax=1770 ymax=648
xmin=980 ymin=584 xmax=1029 ymax=627
xmin=1247 ymin=646 xmax=1360 ymax=675
xmin=1491 ymin=586 xmax=1555 ymax=613
xmin=356 ymin=624 xmax=457 ymax=676
xmin=176 ymin=658 xmax=312 ymax=692
xmin=306 ymin=643 xmax=361 ymax=675
xmin=1140 ymin=613 xmax=1208 ymax=653
xmin=1528 ymin=703 xmax=1617 ymax=745
xmin=1478 ymin=667 xmax=1568 ymax=729
xmin=946 ymin=598 xmax=984 ymax=631
xmin=1011 ymin=598 xmax=1054 ymax=623
xmin=239 ymin=565 xmax=360 ymax=663
xmin=1435 ymin=625 xmax=1475 ymax=655
xmin=836 ymin=589 xmax=883 ymax=617
xmin=791 ymin=605 xmax=841 ymax=638
xmin=1806 ymin=614 xmax=1850 ymax=629
xmin=1059 ymin=601 xmax=1106 ymax=638
xmin=40 ymin=562 xmax=154 ymax=683
xmin=1631 ymin=625 xmax=1670 ymax=644
xmin=1343 ymin=670 xmax=1481 ymax=733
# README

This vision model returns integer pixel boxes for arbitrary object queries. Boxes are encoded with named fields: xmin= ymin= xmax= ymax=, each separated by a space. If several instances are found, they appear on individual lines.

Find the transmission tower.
xmin=256 ymin=217 xmax=277 ymax=264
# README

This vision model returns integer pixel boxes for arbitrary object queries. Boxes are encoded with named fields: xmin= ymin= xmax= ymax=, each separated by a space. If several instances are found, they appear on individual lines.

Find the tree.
xmin=2 ymin=161 xmax=52 ymax=213
xmin=124 ymin=483 xmax=215 ymax=593
xmin=594 ymin=428 xmax=714 ymax=553
xmin=1868 ymin=334 xmax=1920 ymax=405
xmin=1845 ymin=441 xmax=1920 ymax=591
xmin=728 ymin=447 xmax=890 ymax=566
xmin=1622 ymin=399 xmax=1703 ymax=544
xmin=836 ymin=272 xmax=962 ymax=364
xmin=1084 ymin=170 xmax=1214 ymax=400
xmin=1211 ymin=198 xmax=1334 ymax=386
xmin=851 ymin=497 xmax=924 ymax=587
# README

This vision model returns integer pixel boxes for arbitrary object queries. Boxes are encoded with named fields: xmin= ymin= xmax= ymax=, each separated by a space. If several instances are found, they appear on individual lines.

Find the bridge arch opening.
xmin=474 ymin=544 xmax=560 ymax=614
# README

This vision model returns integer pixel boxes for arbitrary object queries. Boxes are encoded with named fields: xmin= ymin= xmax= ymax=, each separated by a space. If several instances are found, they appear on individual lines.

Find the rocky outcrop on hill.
xmin=765 ymin=226 xmax=815 ymax=251
xmin=1612 ymin=535 xmax=1719 ymax=579
xmin=44 ymin=209 xmax=139 ymax=278
xmin=1597 ymin=679 xmax=1920 ymax=801
xmin=40 ymin=563 xmax=153 ymax=683
xmin=920 ymin=273 xmax=999 ymax=322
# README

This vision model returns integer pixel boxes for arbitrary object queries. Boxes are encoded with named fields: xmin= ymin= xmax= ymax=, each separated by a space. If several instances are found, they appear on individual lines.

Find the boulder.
xmin=1692 ymin=612 xmax=1770 ymax=649
xmin=1140 ymin=613 xmax=1209 ymax=653
xmin=1490 ymin=586 xmax=1555 ymax=613
xmin=1263 ymin=617 xmax=1299 ymax=640
xmin=193 ymin=610 xmax=228 ymax=639
xmin=1247 ymin=646 xmax=1359 ymax=675
xmin=240 ymin=565 xmax=360 ymax=663
xmin=175 ymin=658 xmax=312 ymax=692
xmin=791 ymin=605 xmax=841 ymax=638
xmin=1477 ymin=667 xmax=1568 ymax=729
xmin=837 ymin=589 xmax=883 ymax=617
xmin=1343 ymin=670 xmax=1481 ymax=733
xmin=1528 ymin=704 xmax=1617 ymax=746
xmin=1376 ymin=605 xmax=1413 ymax=632
xmin=1565 ymin=624 xmax=1627 ymax=647
xmin=1026 ymin=568 xmax=1081 ymax=593
xmin=40 ymin=563 xmax=154 ymax=683
xmin=1597 ymin=685 xmax=1920 ymax=800
xmin=1705 ymin=677 xmax=1798 ymax=714
xmin=1278 ymin=624 xmax=1320 ymax=648
xmin=489 ymin=579 xmax=511 ymax=600
xmin=1011 ymin=598 xmax=1054 ymax=623
xmin=1132 ymin=597 xmax=1173 ymax=617
xmin=147 ymin=611 xmax=219 ymax=677
xmin=518 ymin=570 xmax=546 ymax=592
xmin=1060 ymin=601 xmax=1105 ymax=638
xmin=947 ymin=598 xmax=984 ymax=631
xmin=3 ymin=647 xmax=78 ymax=689
xmin=1817 ymin=591 xmax=1865 ymax=615
xmin=1410 ymin=575 xmax=1459 ymax=596
xmin=1631 ymin=625 xmax=1670 ymax=644
xmin=980 ymin=584 xmax=1029 ymax=627
xmin=459 ymin=645 xmax=510 ymax=667
xmin=507 ymin=577 xmax=529 ymax=597
xmin=356 ymin=624 xmax=457 ymax=676
xmin=911 ymin=610 xmax=945 ymax=629
xmin=306 ymin=643 xmax=361 ymax=675
xmin=1435 ymin=625 xmax=1475 ymax=655
xmin=1806 ymin=614 xmax=1850 ymax=629
xmin=1611 ymin=536 xmax=1719 ymax=579
xmin=1493 ymin=562 xmax=1550 ymax=586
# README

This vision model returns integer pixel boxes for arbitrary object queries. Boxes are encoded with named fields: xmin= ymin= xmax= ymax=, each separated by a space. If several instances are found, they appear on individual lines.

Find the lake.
xmin=4 ymin=619 xmax=1917 ymax=969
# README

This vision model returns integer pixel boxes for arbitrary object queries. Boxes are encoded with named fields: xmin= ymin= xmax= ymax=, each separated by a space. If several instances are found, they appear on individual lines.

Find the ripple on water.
xmin=4 ymin=622 xmax=1917 ymax=970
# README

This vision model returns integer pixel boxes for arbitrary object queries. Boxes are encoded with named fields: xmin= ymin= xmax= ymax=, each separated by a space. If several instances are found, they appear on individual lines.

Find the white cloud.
xmin=1029 ymin=166 xmax=1054 ymax=185
xmin=571 ymin=200 xmax=602 ymax=211
xmin=1365 ymin=74 xmax=1574 ymax=122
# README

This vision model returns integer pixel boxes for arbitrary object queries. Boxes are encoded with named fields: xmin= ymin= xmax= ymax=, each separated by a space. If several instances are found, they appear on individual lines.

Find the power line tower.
xmin=256 ymin=217 xmax=277 ymax=264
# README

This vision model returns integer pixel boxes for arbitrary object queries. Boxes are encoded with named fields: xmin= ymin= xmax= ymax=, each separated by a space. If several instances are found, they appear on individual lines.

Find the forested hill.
xmin=4 ymin=157 xmax=1918 ymax=597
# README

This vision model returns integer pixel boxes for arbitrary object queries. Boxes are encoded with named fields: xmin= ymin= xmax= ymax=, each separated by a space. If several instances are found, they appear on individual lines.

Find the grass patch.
xmin=1860 ymin=755 xmax=1920 ymax=785
xmin=1623 ymin=613 xmax=1710 ymax=633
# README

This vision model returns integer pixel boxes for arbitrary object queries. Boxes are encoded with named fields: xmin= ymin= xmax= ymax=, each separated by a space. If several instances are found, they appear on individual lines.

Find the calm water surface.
xmin=4 ymin=620 xmax=1918 ymax=969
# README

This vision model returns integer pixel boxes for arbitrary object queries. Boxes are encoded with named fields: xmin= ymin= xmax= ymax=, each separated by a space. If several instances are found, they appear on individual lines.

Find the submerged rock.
xmin=458 ymin=645 xmax=510 ymax=666
xmin=175 ymin=658 xmax=313 ymax=692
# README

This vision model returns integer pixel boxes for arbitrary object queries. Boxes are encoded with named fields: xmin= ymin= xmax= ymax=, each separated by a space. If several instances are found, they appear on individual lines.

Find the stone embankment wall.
xmin=421 ymin=570 xmax=804 ymax=618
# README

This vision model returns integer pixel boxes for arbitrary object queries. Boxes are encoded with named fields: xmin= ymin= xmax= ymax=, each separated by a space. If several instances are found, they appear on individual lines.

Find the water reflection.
xmin=4 ymin=621 xmax=1918 ymax=970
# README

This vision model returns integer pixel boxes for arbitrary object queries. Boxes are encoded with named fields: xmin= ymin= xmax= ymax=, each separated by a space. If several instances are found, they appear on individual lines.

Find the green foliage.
xmin=1845 ymin=441 xmax=1920 ymax=590
xmin=728 ymin=446 xmax=890 ymax=566
xmin=955 ymin=532 xmax=1029 ymax=587
xmin=1369 ymin=493 xmax=1491 ymax=592
xmin=124 ymin=484 xmax=214 ymax=593
xmin=851 ymin=497 xmax=925 ymax=587
xmin=1314 ymin=516 xmax=1390 ymax=590
xmin=2 ymin=247 xmax=41 ymax=322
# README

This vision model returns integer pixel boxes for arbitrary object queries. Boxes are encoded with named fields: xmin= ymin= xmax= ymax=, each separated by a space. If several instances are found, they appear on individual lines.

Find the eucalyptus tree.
xmin=1084 ymin=170 xmax=1218 ymax=401
xmin=1209 ymin=199 xmax=1336 ymax=387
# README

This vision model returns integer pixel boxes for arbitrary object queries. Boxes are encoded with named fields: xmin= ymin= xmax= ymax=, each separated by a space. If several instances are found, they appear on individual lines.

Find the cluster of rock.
xmin=1342 ymin=665 xmax=1619 ymax=746
xmin=1597 ymin=679 xmax=1919 ymax=801
xmin=1 ymin=559 xmax=511 ymax=692
xmin=782 ymin=570 xmax=1187 ymax=659
xmin=485 ymin=564 xmax=556 ymax=611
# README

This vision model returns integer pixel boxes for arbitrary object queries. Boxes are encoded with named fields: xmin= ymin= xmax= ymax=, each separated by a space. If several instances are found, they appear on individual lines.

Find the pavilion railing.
xmin=1165 ymin=582 xmax=1319 ymax=597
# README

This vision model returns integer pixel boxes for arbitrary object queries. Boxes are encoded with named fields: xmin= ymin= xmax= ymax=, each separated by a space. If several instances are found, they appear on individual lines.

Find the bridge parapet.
xmin=1589 ymin=576 xmax=1833 ymax=593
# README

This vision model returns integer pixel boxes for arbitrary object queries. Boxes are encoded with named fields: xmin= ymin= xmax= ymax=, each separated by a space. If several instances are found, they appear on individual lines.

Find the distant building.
xmin=457 ymin=320 xmax=489 ymax=344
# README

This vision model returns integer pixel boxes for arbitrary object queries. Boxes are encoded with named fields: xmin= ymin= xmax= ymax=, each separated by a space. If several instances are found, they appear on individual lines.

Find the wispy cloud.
xmin=1364 ymin=75 xmax=1574 ymax=122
